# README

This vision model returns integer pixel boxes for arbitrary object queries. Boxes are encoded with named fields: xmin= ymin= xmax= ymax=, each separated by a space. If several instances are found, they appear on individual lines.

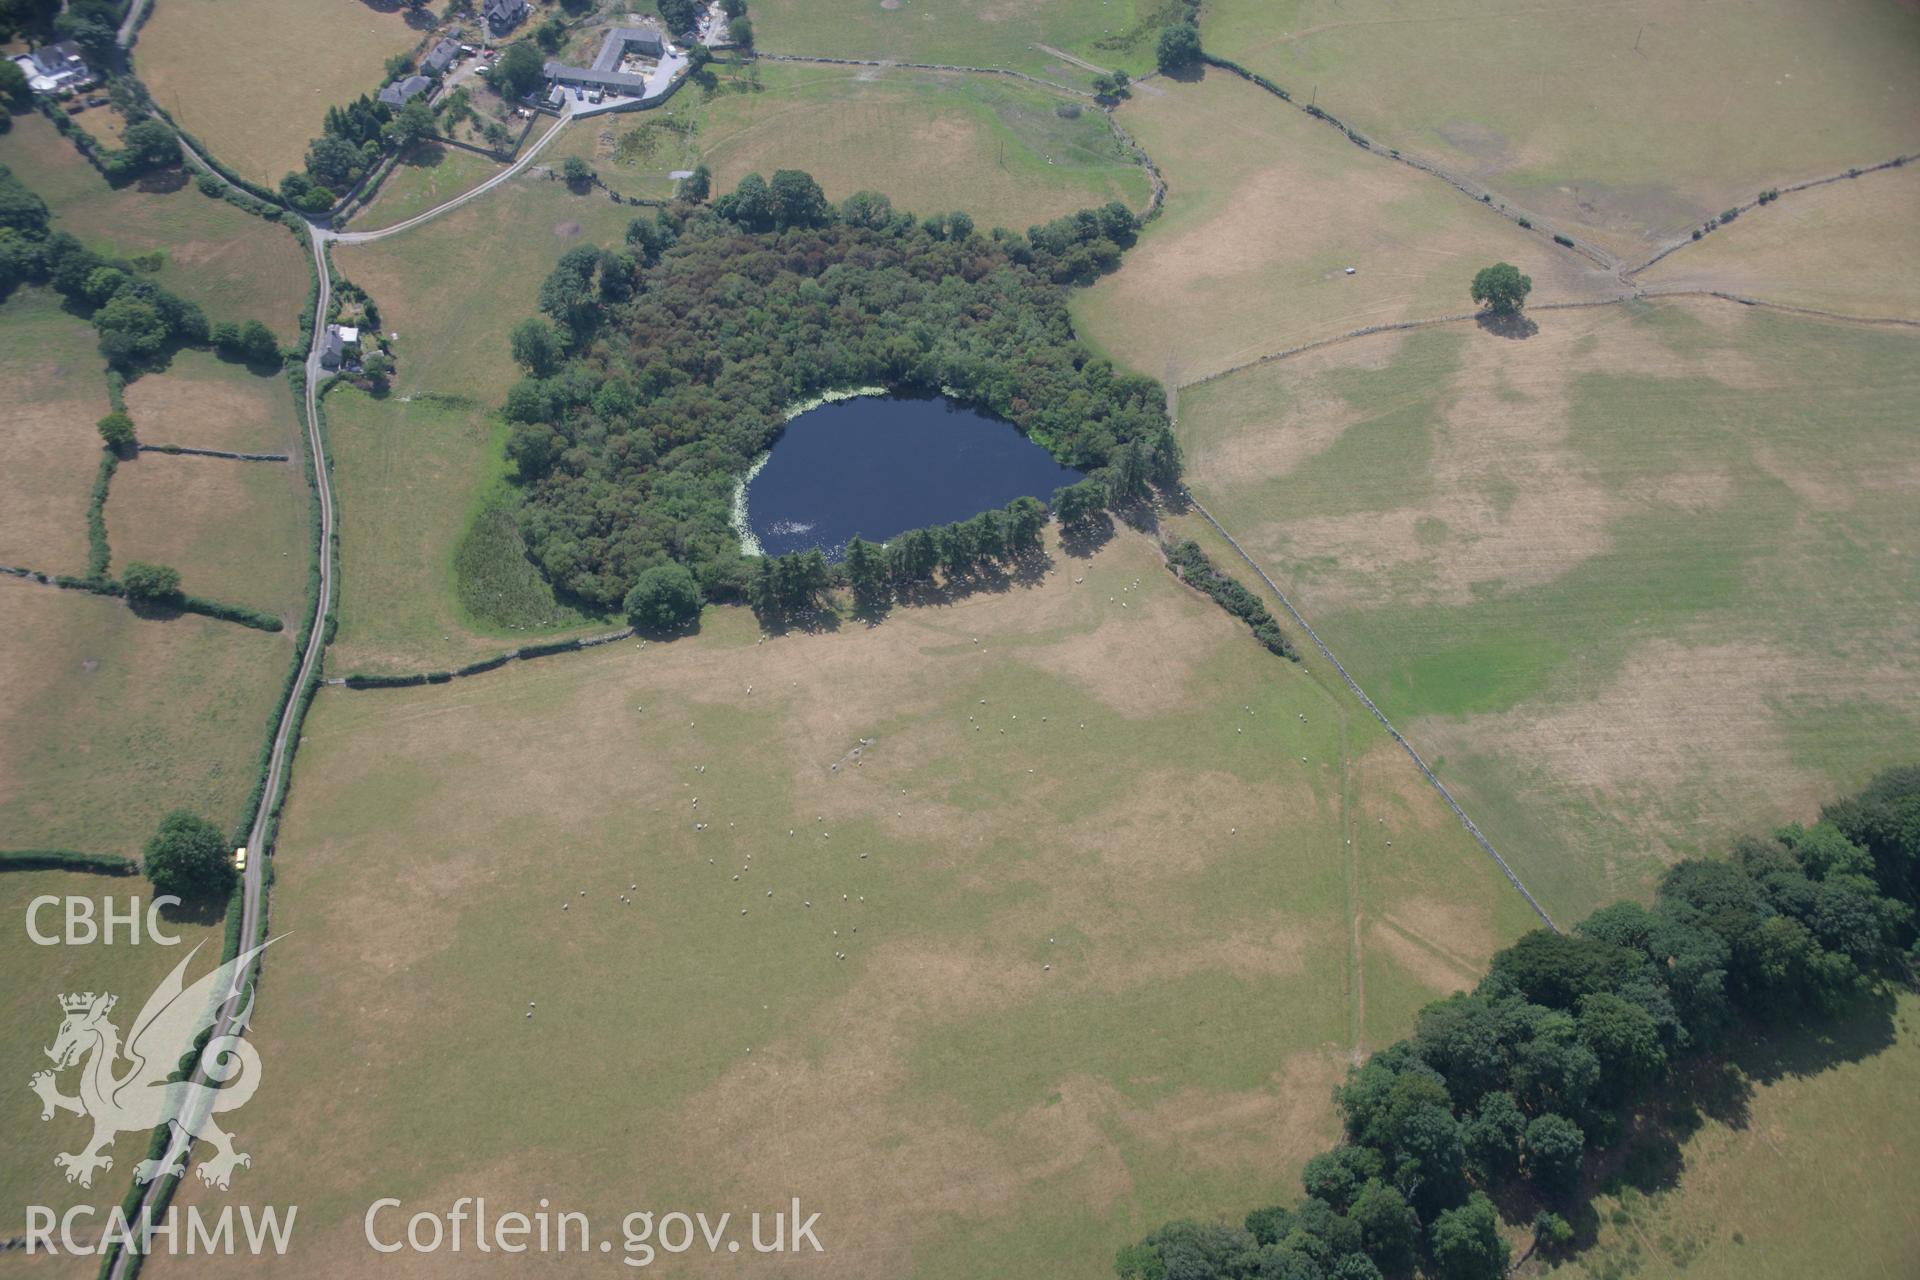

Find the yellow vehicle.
xmin=233 ymin=846 xmax=248 ymax=872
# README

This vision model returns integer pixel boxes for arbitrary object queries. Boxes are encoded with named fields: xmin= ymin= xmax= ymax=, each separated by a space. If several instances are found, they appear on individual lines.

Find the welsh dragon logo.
xmin=30 ymin=939 xmax=275 ymax=1191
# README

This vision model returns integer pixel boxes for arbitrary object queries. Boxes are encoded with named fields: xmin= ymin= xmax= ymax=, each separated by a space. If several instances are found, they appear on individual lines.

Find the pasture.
xmin=0 ymin=578 xmax=290 ymax=856
xmin=551 ymin=62 xmax=1153 ymax=229
xmin=323 ymin=387 xmax=596 ymax=677
xmin=135 ymin=0 xmax=425 ymax=186
xmin=330 ymin=169 xmax=633 ymax=401
xmin=327 ymin=176 xmax=634 ymax=673
xmin=159 ymin=529 xmax=1540 ymax=1278
xmin=1201 ymin=0 xmax=1920 ymax=259
xmin=749 ymin=0 xmax=1172 ymax=84
xmin=0 ymin=869 xmax=225 ymax=1241
xmin=1545 ymin=994 xmax=1920 ymax=1280
xmin=1638 ymin=162 xmax=1920 ymax=321
xmin=351 ymin=143 xmax=514 ymax=235
xmin=1 ymin=113 xmax=310 ymax=341
xmin=120 ymin=349 xmax=304 ymax=455
xmin=1071 ymin=68 xmax=1619 ymax=387
xmin=1172 ymin=298 xmax=1920 ymax=920
xmin=106 ymin=450 xmax=309 ymax=620
xmin=0 ymin=289 xmax=111 ymax=576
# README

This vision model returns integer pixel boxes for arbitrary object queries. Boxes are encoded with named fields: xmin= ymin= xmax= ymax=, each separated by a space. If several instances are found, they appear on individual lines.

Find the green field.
xmin=161 ymin=530 xmax=1540 ymax=1278
xmin=0 ymin=869 xmax=226 ymax=1240
xmin=751 ymin=0 xmax=1176 ymax=85
xmin=1174 ymin=298 xmax=1920 ymax=920
xmin=1200 ymin=0 xmax=1920 ymax=259
xmin=349 ymin=143 xmax=507 ymax=234
xmin=0 ymin=578 xmax=291 ymax=856
xmin=549 ymin=61 xmax=1153 ymax=228
xmin=0 ymin=114 xmax=311 ymax=342
xmin=135 ymin=0 xmax=425 ymax=187
xmin=0 ymin=289 xmax=112 ymax=577
xmin=323 ymin=386 xmax=598 ymax=677
xmin=1072 ymin=68 xmax=1620 ymax=386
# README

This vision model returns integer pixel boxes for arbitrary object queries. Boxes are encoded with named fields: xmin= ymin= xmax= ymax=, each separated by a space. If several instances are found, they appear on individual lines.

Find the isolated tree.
xmin=509 ymin=317 xmax=562 ymax=376
xmin=624 ymin=562 xmax=701 ymax=630
xmin=1470 ymin=261 xmax=1532 ymax=315
xmin=238 ymin=318 xmax=281 ymax=366
xmin=118 ymin=119 xmax=182 ymax=173
xmin=730 ymin=16 xmax=753 ymax=48
xmin=121 ymin=561 xmax=182 ymax=602
xmin=360 ymin=350 xmax=394 ymax=391
xmin=1156 ymin=22 xmax=1202 ymax=73
xmin=143 ymin=810 xmax=234 ymax=900
xmin=96 ymin=410 xmax=135 ymax=452
xmin=680 ymin=162 xmax=711 ymax=203
xmin=561 ymin=155 xmax=593 ymax=189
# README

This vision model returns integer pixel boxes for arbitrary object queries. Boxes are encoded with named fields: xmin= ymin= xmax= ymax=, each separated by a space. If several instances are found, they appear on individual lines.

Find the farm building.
xmin=484 ymin=0 xmax=528 ymax=35
xmin=377 ymin=74 xmax=433 ymax=108
xmin=422 ymin=38 xmax=460 ymax=77
xmin=542 ymin=23 xmax=676 ymax=101
xmin=11 ymin=41 xmax=91 ymax=94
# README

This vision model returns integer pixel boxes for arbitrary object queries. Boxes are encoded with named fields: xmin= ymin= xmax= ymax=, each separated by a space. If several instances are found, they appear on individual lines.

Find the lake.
xmin=741 ymin=395 xmax=1083 ymax=559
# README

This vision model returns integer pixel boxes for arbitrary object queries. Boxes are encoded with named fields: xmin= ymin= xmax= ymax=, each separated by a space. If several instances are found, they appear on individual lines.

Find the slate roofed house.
xmin=484 ymin=0 xmax=529 ymax=34
xmin=422 ymin=38 xmax=460 ymax=76
xmin=377 ymin=74 xmax=433 ymax=109
xmin=16 ymin=40 xmax=91 ymax=93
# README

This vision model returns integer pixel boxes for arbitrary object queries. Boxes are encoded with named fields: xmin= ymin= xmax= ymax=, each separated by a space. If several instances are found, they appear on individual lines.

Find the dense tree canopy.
xmin=143 ymin=810 xmax=233 ymax=900
xmin=499 ymin=174 xmax=1175 ymax=610
xmin=1156 ymin=22 xmax=1203 ymax=73
xmin=1116 ymin=767 xmax=1920 ymax=1279
xmin=1470 ymin=262 xmax=1531 ymax=315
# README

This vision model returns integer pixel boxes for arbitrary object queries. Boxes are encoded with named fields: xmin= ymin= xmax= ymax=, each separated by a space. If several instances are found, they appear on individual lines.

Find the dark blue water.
xmin=744 ymin=396 xmax=1082 ymax=559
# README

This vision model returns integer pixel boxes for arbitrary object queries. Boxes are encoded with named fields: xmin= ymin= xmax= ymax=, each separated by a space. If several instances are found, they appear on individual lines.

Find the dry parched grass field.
xmin=1175 ymin=298 xmax=1920 ymax=920
xmin=1072 ymin=69 xmax=1621 ymax=387
xmin=1201 ymin=0 xmax=1920 ymax=260
xmin=1638 ymin=161 xmax=1920 ymax=320
xmin=135 ymin=0 xmax=425 ymax=188
xmin=0 ymin=870 xmax=225 ymax=1241
xmin=548 ymin=62 xmax=1152 ymax=231
xmin=0 ymin=289 xmax=111 ymax=576
xmin=0 ymin=578 xmax=291 ymax=856
xmin=161 ymin=531 xmax=1539 ymax=1278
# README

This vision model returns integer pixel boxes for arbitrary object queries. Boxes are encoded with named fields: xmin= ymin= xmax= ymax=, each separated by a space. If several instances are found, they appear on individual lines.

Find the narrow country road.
xmin=103 ymin=192 xmax=342 ymax=1280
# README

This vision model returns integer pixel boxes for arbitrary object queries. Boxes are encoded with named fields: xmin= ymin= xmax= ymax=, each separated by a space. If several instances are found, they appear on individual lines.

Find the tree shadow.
xmin=1164 ymin=62 xmax=1206 ymax=84
xmin=1058 ymin=513 xmax=1116 ymax=558
xmin=1533 ymin=988 xmax=1903 ymax=1271
xmin=156 ymin=894 xmax=229 ymax=928
xmin=133 ymin=167 xmax=190 ymax=195
xmin=401 ymin=141 xmax=451 ymax=169
xmin=125 ymin=594 xmax=187 ymax=622
xmin=1475 ymin=309 xmax=1539 ymax=340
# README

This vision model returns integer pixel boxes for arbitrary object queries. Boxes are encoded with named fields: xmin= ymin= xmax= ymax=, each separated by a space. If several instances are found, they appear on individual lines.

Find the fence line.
xmin=1181 ymin=493 xmax=1559 ymax=932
